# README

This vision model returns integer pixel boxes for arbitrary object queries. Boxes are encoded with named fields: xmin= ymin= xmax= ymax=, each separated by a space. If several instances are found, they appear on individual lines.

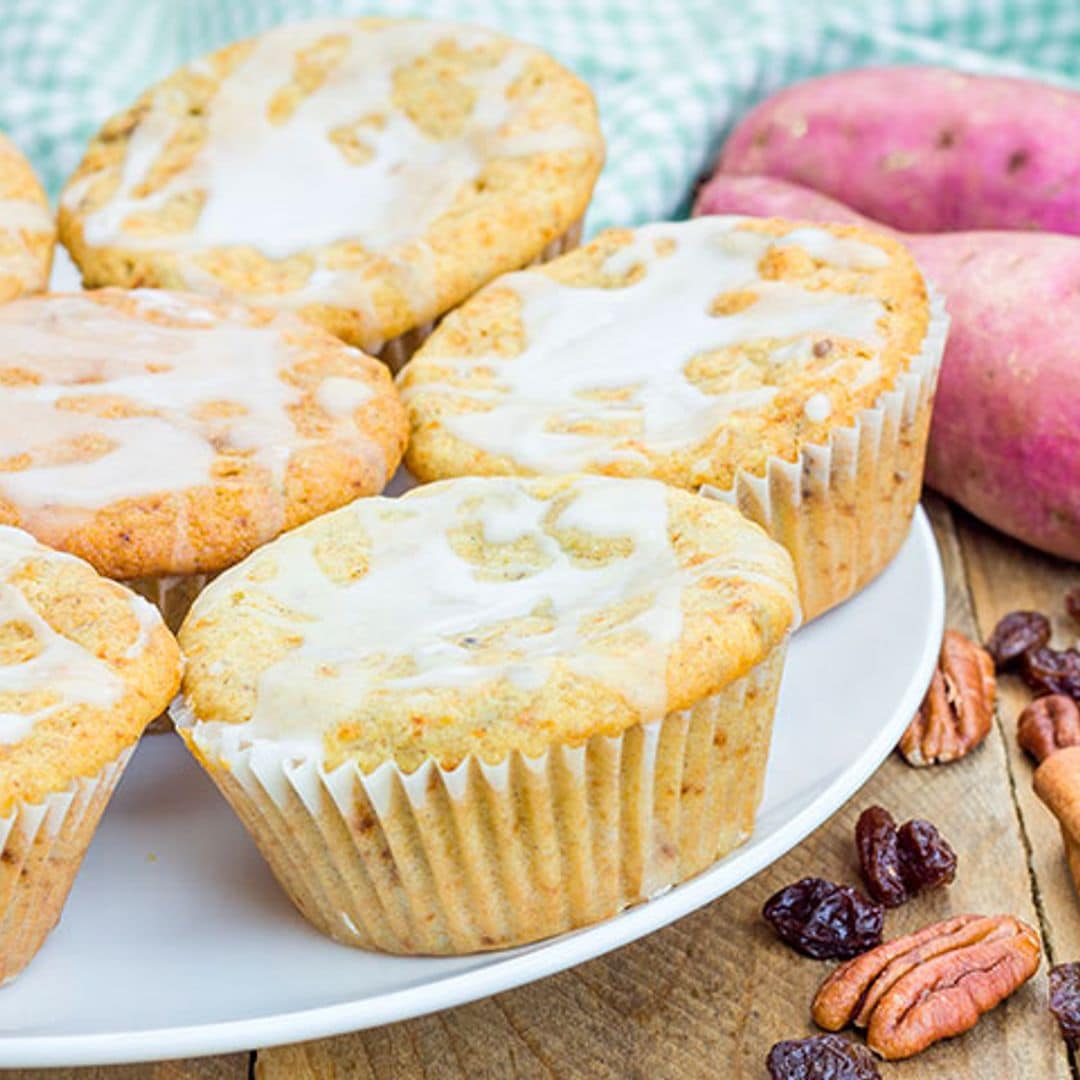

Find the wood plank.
xmin=1 ymin=1056 xmax=250 ymax=1080
xmin=258 ymin=498 xmax=1067 ymax=1079
xmin=956 ymin=505 xmax=1080 ymax=973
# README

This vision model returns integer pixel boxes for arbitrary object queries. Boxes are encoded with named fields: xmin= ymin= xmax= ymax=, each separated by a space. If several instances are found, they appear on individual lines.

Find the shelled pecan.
xmin=899 ymin=630 xmax=997 ymax=766
xmin=812 ymin=914 xmax=1041 ymax=1060
xmin=1018 ymin=695 xmax=1080 ymax=763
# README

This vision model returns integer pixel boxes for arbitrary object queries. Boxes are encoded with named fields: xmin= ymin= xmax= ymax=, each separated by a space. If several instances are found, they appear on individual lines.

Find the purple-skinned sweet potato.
xmin=718 ymin=67 xmax=1080 ymax=236
xmin=693 ymin=174 xmax=1080 ymax=561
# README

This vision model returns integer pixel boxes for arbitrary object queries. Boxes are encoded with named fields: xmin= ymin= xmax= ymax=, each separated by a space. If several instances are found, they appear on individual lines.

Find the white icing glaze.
xmin=0 ymin=291 xmax=388 ymax=526
xmin=0 ymin=526 xmax=140 ymax=743
xmin=803 ymin=392 xmax=832 ymax=422
xmin=184 ymin=476 xmax=790 ymax=758
xmin=0 ymin=200 xmax=53 ymax=233
xmin=0 ymin=198 xmax=53 ymax=285
xmin=316 ymin=376 xmax=373 ymax=417
xmin=401 ymin=217 xmax=892 ymax=472
xmin=65 ymin=19 xmax=598 ymax=324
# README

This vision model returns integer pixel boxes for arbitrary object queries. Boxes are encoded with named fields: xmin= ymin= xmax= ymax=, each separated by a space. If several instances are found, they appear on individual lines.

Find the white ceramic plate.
xmin=0 ymin=508 xmax=942 ymax=1066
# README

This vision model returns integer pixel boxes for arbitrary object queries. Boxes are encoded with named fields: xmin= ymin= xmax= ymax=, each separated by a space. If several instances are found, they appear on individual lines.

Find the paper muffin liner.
xmin=0 ymin=746 xmax=134 ymax=984
xmin=173 ymin=641 xmax=786 ymax=955
xmin=127 ymin=574 xmax=210 ymax=733
xmin=375 ymin=218 xmax=584 ymax=374
xmin=701 ymin=287 xmax=948 ymax=622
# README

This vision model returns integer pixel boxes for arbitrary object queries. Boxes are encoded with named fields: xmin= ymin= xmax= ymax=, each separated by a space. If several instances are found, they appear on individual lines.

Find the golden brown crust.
xmin=0 ymin=289 xmax=408 ymax=580
xmin=58 ymin=18 xmax=604 ymax=350
xmin=0 ymin=531 xmax=180 ymax=812
xmin=178 ymin=475 xmax=798 ymax=773
xmin=402 ymin=217 xmax=929 ymax=489
xmin=0 ymin=133 xmax=54 ymax=302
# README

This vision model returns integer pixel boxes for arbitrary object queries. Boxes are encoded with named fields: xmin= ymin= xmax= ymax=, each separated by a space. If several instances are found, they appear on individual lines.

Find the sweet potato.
xmin=693 ymin=174 xmax=1080 ymax=562
xmin=719 ymin=68 xmax=1080 ymax=236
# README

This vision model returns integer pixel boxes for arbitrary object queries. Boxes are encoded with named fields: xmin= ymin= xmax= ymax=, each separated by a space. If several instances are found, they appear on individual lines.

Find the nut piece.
xmin=900 ymin=630 xmax=997 ymax=766
xmin=812 ymin=914 xmax=1041 ymax=1061
xmin=1018 ymin=694 xmax=1080 ymax=763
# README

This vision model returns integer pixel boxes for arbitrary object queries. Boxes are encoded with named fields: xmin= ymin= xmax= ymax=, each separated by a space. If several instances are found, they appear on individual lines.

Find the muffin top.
xmin=0 ymin=526 xmax=179 ymax=812
xmin=177 ymin=474 xmax=797 ymax=773
xmin=0 ymin=289 xmax=407 ymax=580
xmin=59 ymin=17 xmax=604 ymax=351
xmin=0 ymin=133 xmax=54 ymax=302
xmin=400 ymin=216 xmax=931 ymax=491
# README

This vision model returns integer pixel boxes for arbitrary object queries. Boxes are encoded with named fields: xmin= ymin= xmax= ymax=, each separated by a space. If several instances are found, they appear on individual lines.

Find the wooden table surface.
xmin=7 ymin=494 xmax=1079 ymax=1080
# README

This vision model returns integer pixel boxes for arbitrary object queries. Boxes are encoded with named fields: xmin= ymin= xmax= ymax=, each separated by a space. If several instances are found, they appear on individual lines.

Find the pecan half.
xmin=1018 ymin=695 xmax=1080 ymax=763
xmin=812 ymin=914 xmax=1041 ymax=1060
xmin=900 ymin=630 xmax=997 ymax=766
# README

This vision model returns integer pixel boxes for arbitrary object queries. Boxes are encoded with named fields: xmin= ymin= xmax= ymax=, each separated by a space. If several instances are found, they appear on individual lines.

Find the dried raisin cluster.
xmin=762 ymin=878 xmax=884 ymax=960
xmin=987 ymin=595 xmax=1080 ymax=702
xmin=855 ymin=806 xmax=957 ymax=907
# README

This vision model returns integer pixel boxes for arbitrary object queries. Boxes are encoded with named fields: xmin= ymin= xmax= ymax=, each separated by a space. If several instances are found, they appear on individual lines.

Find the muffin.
xmin=0 ymin=133 xmax=54 ymax=302
xmin=0 ymin=288 xmax=407 ymax=634
xmin=0 ymin=525 xmax=179 ymax=982
xmin=173 ymin=474 xmax=798 ymax=953
xmin=400 ymin=216 xmax=948 ymax=620
xmin=58 ymin=17 xmax=605 ymax=370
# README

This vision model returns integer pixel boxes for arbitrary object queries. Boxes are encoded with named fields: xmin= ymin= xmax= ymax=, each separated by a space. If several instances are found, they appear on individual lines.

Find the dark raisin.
xmin=766 ymin=1033 xmax=881 ymax=1079
xmin=855 ymin=806 xmax=956 ymax=906
xmin=762 ymin=877 xmax=884 ymax=960
xmin=1067 ymin=587 xmax=1080 ymax=629
xmin=1049 ymin=963 xmax=1080 ymax=1046
xmin=855 ymin=806 xmax=908 ymax=907
xmin=985 ymin=610 xmax=1051 ymax=670
xmin=896 ymin=818 xmax=958 ymax=892
xmin=1020 ymin=646 xmax=1080 ymax=701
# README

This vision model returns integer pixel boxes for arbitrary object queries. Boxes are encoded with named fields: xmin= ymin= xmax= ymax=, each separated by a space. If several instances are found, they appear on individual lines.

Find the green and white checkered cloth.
xmin=1 ymin=0 xmax=1078 ymax=235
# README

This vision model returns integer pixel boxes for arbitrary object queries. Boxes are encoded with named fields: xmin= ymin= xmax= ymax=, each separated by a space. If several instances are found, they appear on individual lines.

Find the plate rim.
xmin=0 ymin=508 xmax=944 ymax=1066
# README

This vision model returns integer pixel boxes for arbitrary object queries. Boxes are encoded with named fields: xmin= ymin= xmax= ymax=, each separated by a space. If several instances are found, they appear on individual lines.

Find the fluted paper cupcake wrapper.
xmin=375 ymin=219 xmax=585 ymax=374
xmin=701 ymin=287 xmax=948 ymax=623
xmin=174 ymin=642 xmax=786 ymax=955
xmin=0 ymin=746 xmax=133 ymax=984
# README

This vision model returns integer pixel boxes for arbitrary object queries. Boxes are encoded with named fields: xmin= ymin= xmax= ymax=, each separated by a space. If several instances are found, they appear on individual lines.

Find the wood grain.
xmin=17 ymin=498 xmax=1075 ymax=1079
xmin=256 ymin=498 xmax=1072 ymax=1080
xmin=957 ymin=506 xmax=1080 ymax=973
xmin=0 ymin=1056 xmax=250 ymax=1080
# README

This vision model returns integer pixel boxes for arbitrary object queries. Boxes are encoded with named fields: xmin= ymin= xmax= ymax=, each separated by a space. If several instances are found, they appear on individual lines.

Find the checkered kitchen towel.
xmin=1 ymin=0 xmax=1078 ymax=234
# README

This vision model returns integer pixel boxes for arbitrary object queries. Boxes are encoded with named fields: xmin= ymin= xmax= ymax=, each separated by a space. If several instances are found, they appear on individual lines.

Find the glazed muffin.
xmin=0 ymin=288 xmax=407 ymax=632
xmin=0 ymin=133 xmax=54 ymax=302
xmin=0 ymin=525 xmax=179 ymax=982
xmin=400 ymin=216 xmax=948 ymax=620
xmin=58 ymin=17 xmax=604 ymax=370
xmin=174 ymin=474 xmax=797 ymax=953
